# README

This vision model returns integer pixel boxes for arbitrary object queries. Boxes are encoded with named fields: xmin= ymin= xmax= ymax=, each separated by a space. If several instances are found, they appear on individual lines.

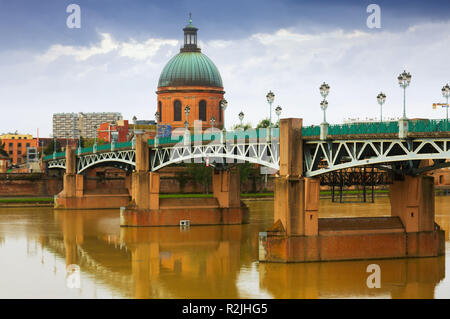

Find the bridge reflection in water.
xmin=34 ymin=197 xmax=447 ymax=298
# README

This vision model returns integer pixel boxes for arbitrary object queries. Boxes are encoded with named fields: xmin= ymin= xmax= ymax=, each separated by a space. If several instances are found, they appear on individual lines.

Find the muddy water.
xmin=0 ymin=196 xmax=449 ymax=298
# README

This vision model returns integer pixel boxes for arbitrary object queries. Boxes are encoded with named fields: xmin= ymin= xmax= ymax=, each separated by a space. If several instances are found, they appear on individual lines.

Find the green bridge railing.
xmin=43 ymin=119 xmax=449 ymax=161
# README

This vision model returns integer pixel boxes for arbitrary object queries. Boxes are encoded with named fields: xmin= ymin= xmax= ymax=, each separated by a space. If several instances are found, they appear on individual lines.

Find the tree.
xmin=82 ymin=138 xmax=108 ymax=148
xmin=43 ymin=140 xmax=61 ymax=155
xmin=0 ymin=142 xmax=8 ymax=157
xmin=256 ymin=118 xmax=271 ymax=128
xmin=187 ymin=163 xmax=212 ymax=194
xmin=231 ymin=123 xmax=252 ymax=130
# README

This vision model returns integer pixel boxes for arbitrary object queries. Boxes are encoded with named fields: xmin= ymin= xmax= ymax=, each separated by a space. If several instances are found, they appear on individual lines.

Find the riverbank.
xmin=1 ymin=189 xmax=447 ymax=207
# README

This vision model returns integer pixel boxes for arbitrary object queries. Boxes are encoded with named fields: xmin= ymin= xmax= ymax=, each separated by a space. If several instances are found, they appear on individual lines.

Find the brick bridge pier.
xmin=259 ymin=118 xmax=445 ymax=262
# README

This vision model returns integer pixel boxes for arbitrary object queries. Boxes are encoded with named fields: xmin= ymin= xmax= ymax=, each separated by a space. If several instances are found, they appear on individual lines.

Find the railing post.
xmin=320 ymin=123 xmax=328 ymax=140
xmin=111 ymin=140 xmax=115 ymax=151
xmin=398 ymin=118 xmax=408 ymax=139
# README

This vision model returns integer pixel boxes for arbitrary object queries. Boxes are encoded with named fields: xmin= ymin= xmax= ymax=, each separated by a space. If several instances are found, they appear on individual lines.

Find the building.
xmin=156 ymin=18 xmax=225 ymax=131
xmin=53 ymin=112 xmax=123 ymax=139
xmin=98 ymin=120 xmax=130 ymax=143
xmin=0 ymin=153 xmax=9 ymax=173
xmin=0 ymin=134 xmax=37 ymax=165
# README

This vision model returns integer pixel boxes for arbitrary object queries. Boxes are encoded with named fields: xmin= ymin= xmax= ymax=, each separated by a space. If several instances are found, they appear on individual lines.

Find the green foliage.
xmin=0 ymin=142 xmax=8 ymax=157
xmin=43 ymin=140 xmax=61 ymax=155
xmin=174 ymin=169 xmax=190 ymax=192
xmin=256 ymin=118 xmax=271 ymax=129
xmin=186 ymin=163 xmax=212 ymax=194
xmin=238 ymin=163 xmax=254 ymax=183
xmin=82 ymin=138 xmax=108 ymax=148
xmin=232 ymin=123 xmax=253 ymax=130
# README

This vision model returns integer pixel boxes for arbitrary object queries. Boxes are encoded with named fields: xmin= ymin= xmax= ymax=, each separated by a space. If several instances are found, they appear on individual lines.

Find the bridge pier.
xmin=54 ymin=147 xmax=131 ymax=209
xmin=121 ymin=135 xmax=248 ymax=227
xmin=259 ymin=118 xmax=445 ymax=263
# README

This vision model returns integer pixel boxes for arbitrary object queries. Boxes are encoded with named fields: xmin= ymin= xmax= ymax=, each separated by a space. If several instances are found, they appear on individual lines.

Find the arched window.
xmin=158 ymin=101 xmax=162 ymax=122
xmin=173 ymin=100 xmax=181 ymax=121
xmin=199 ymin=100 xmax=207 ymax=121
xmin=218 ymin=101 xmax=222 ymax=122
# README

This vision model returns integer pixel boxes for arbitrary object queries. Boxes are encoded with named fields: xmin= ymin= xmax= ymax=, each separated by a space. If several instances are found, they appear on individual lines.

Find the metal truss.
xmin=47 ymin=158 xmax=66 ymax=170
xmin=47 ymin=150 xmax=136 ymax=174
xmin=77 ymin=150 xmax=136 ymax=173
xmin=320 ymin=167 xmax=393 ymax=187
xmin=151 ymin=141 xmax=279 ymax=171
xmin=304 ymin=138 xmax=450 ymax=177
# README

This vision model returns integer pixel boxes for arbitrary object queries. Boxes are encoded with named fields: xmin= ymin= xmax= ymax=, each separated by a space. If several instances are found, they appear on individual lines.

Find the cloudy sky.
xmin=0 ymin=0 xmax=449 ymax=137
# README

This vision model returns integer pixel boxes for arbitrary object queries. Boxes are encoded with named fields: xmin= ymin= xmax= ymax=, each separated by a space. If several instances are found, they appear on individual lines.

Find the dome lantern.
xmin=181 ymin=13 xmax=200 ymax=53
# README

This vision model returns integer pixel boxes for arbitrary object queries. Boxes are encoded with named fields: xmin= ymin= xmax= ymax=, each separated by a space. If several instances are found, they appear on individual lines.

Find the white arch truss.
xmin=76 ymin=150 xmax=136 ymax=173
xmin=151 ymin=142 xmax=280 ymax=171
xmin=304 ymin=138 xmax=450 ymax=177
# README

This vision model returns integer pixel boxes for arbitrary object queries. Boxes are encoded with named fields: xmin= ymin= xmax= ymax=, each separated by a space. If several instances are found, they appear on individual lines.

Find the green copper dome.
xmin=158 ymin=51 xmax=223 ymax=88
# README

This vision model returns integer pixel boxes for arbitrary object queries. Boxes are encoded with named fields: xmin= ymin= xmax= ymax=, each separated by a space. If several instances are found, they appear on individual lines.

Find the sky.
xmin=0 ymin=0 xmax=449 ymax=137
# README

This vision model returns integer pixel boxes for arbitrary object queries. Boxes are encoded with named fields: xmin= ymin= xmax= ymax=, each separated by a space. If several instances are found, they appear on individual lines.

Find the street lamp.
xmin=238 ymin=111 xmax=244 ymax=128
xmin=442 ymin=83 xmax=450 ymax=126
xmin=155 ymin=111 xmax=160 ymax=147
xmin=184 ymin=106 xmax=190 ymax=127
xmin=319 ymin=82 xmax=330 ymax=124
xmin=398 ymin=70 xmax=412 ymax=119
xmin=320 ymin=100 xmax=328 ymax=123
xmin=275 ymin=106 xmax=282 ymax=126
xmin=93 ymin=125 xmax=98 ymax=153
xmin=377 ymin=92 xmax=387 ymax=122
xmin=266 ymin=91 xmax=275 ymax=141
xmin=266 ymin=91 xmax=275 ymax=127
xmin=320 ymin=82 xmax=330 ymax=99
xmin=53 ymin=137 xmax=57 ymax=158
xmin=221 ymin=99 xmax=228 ymax=131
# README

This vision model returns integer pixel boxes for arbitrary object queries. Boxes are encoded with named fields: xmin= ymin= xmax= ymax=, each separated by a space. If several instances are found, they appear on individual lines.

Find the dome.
xmin=158 ymin=51 xmax=223 ymax=88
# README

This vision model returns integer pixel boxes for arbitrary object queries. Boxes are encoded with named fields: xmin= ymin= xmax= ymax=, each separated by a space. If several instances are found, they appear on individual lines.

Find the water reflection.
xmin=0 ymin=196 xmax=448 ymax=298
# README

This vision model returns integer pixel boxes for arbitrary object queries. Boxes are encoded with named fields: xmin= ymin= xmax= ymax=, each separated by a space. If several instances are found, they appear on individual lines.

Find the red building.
xmin=97 ymin=120 xmax=129 ymax=143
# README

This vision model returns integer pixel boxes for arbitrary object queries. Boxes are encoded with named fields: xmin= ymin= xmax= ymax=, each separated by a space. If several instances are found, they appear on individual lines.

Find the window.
xmin=8 ymin=143 xmax=12 ymax=147
xmin=158 ymin=101 xmax=162 ymax=122
xmin=17 ymin=150 xmax=21 ymax=155
xmin=173 ymin=100 xmax=182 ymax=121
xmin=199 ymin=100 xmax=207 ymax=121
xmin=26 ymin=143 xmax=30 ymax=148
xmin=17 ymin=143 xmax=21 ymax=147
xmin=9 ymin=151 xmax=12 ymax=155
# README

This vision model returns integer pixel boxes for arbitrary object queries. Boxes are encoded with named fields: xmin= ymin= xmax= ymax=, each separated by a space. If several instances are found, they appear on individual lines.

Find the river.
xmin=0 ymin=196 xmax=449 ymax=298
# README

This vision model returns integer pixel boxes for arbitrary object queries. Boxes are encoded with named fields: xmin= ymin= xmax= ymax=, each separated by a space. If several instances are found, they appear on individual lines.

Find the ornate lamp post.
xmin=93 ymin=125 xmax=98 ymax=153
xmin=266 ymin=91 xmax=275 ymax=141
xmin=132 ymin=115 xmax=137 ymax=149
xmin=442 ymin=83 xmax=450 ymax=128
xmin=220 ymin=99 xmax=228 ymax=130
xmin=184 ymin=106 xmax=190 ymax=129
xmin=376 ymin=92 xmax=386 ymax=122
xmin=154 ymin=111 xmax=160 ymax=147
xmin=398 ymin=70 xmax=412 ymax=119
xmin=184 ymin=106 xmax=190 ymax=145
xmin=275 ymin=106 xmax=282 ymax=126
xmin=319 ymin=82 xmax=330 ymax=140
xmin=77 ymin=130 xmax=82 ymax=155
xmin=210 ymin=116 xmax=215 ymax=129
xmin=238 ymin=111 xmax=244 ymax=129
xmin=53 ymin=137 xmax=57 ymax=159
xmin=397 ymin=70 xmax=411 ymax=138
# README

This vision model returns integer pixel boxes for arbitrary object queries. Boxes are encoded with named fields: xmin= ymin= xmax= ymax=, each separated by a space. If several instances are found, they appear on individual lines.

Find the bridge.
xmin=44 ymin=118 xmax=449 ymax=263
xmin=45 ymin=119 xmax=450 ymax=176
